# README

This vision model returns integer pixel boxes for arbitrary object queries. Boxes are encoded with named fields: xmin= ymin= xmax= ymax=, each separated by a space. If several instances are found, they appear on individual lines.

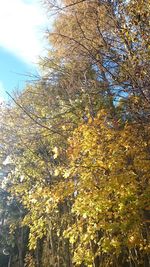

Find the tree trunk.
xmin=17 ymin=228 xmax=24 ymax=267
xmin=35 ymin=239 xmax=40 ymax=267
xmin=8 ymin=255 xmax=12 ymax=267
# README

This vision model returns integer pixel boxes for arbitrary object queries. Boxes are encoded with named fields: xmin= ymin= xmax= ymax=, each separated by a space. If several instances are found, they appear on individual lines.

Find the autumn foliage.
xmin=0 ymin=0 xmax=149 ymax=266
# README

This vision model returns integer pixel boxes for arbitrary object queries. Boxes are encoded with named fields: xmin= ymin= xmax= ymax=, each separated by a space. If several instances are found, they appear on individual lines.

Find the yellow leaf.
xmin=53 ymin=146 xmax=59 ymax=159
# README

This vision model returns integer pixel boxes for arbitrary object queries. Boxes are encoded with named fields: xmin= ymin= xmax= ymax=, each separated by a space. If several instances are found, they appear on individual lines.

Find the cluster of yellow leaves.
xmin=10 ymin=108 xmax=149 ymax=264
xmin=62 ymin=109 xmax=150 ymax=265
xmin=24 ymin=253 xmax=36 ymax=267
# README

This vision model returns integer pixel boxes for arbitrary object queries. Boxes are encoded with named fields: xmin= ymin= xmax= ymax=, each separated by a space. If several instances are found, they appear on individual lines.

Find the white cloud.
xmin=0 ymin=0 xmax=48 ymax=64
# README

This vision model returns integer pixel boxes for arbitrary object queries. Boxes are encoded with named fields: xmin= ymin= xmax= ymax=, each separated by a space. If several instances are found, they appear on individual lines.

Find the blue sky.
xmin=0 ymin=47 xmax=37 ymax=100
xmin=0 ymin=0 xmax=49 ymax=103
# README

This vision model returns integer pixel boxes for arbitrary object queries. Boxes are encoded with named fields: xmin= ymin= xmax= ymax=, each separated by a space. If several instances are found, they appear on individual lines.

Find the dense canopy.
xmin=0 ymin=0 xmax=149 ymax=266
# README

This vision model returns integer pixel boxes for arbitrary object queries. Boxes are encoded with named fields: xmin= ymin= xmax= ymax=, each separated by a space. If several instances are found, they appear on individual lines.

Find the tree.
xmin=0 ymin=0 xmax=149 ymax=266
xmin=60 ymin=109 xmax=150 ymax=266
